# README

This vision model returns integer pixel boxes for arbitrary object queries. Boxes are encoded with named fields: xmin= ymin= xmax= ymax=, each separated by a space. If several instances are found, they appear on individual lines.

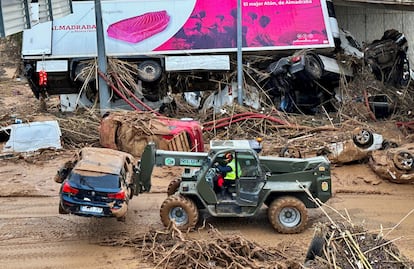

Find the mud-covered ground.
xmin=0 ymin=80 xmax=414 ymax=268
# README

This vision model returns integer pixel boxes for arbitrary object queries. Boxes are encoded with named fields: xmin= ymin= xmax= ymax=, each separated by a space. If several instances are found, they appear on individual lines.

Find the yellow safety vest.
xmin=224 ymin=159 xmax=242 ymax=180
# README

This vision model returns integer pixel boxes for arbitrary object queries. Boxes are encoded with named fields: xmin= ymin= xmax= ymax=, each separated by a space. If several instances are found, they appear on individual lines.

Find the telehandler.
xmin=134 ymin=139 xmax=332 ymax=234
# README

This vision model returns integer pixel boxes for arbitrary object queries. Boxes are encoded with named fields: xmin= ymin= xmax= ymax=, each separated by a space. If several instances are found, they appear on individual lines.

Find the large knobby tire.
xmin=160 ymin=195 xmax=199 ymax=231
xmin=393 ymin=151 xmax=414 ymax=171
xmin=352 ymin=128 xmax=374 ymax=148
xmin=167 ymin=178 xmax=182 ymax=196
xmin=268 ymin=196 xmax=308 ymax=234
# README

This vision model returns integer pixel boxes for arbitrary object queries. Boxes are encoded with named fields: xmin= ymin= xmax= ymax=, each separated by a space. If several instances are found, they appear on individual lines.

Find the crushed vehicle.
xmin=54 ymin=147 xmax=150 ymax=221
xmin=265 ymin=28 xmax=410 ymax=114
xmin=280 ymin=128 xmax=396 ymax=165
xmin=135 ymin=139 xmax=332 ymax=234
xmin=369 ymin=143 xmax=414 ymax=184
xmin=0 ymin=120 xmax=62 ymax=156
xmin=99 ymin=111 xmax=204 ymax=156
xmin=364 ymin=29 xmax=411 ymax=89
xmin=317 ymin=128 xmax=385 ymax=164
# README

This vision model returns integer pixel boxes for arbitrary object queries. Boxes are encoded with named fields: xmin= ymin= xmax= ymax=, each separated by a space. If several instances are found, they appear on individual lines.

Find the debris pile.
xmin=100 ymin=224 xmax=301 ymax=269
xmin=305 ymin=222 xmax=414 ymax=269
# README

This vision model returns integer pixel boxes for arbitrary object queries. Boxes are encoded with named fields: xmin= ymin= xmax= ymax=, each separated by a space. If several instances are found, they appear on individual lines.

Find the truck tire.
xmin=352 ymin=128 xmax=374 ymax=148
xmin=279 ymin=146 xmax=302 ymax=158
xmin=268 ymin=196 xmax=308 ymax=234
xmin=137 ymin=60 xmax=162 ymax=82
xmin=167 ymin=179 xmax=181 ymax=196
xmin=160 ymin=195 xmax=199 ymax=231
xmin=393 ymin=151 xmax=414 ymax=171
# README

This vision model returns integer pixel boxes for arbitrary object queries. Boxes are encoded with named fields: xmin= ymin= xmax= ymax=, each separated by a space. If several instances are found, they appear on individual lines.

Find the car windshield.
xmin=69 ymin=172 xmax=120 ymax=189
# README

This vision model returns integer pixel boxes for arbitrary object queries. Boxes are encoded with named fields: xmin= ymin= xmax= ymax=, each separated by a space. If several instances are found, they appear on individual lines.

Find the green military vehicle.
xmin=135 ymin=140 xmax=332 ymax=234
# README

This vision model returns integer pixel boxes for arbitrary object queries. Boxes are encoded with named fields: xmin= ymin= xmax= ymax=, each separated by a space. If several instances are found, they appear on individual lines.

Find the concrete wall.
xmin=335 ymin=6 xmax=414 ymax=63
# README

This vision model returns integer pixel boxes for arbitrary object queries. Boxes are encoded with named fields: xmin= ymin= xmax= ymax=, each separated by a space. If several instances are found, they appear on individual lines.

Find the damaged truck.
xmin=21 ymin=0 xmax=344 ymax=111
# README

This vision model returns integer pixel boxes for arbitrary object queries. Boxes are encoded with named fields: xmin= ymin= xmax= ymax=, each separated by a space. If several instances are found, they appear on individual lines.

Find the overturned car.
xmin=369 ymin=143 xmax=414 ymax=184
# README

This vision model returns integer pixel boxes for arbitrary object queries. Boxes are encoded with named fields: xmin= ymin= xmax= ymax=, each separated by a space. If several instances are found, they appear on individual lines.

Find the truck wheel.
xmin=393 ymin=151 xmax=414 ymax=171
xmin=352 ymin=128 xmax=374 ymax=148
xmin=268 ymin=196 xmax=308 ymax=234
xmin=167 ymin=179 xmax=181 ymax=196
xmin=137 ymin=60 xmax=162 ymax=82
xmin=160 ymin=195 xmax=198 ymax=231
xmin=305 ymin=54 xmax=323 ymax=80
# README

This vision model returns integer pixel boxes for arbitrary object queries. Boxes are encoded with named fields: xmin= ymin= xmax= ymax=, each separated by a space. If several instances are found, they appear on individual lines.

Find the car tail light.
xmin=108 ymin=191 xmax=125 ymax=200
xmin=291 ymin=55 xmax=302 ymax=63
xmin=62 ymin=182 xmax=79 ymax=195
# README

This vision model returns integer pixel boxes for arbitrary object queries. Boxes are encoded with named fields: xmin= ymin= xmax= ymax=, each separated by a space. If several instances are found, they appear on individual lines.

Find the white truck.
xmin=21 ymin=0 xmax=341 ymax=111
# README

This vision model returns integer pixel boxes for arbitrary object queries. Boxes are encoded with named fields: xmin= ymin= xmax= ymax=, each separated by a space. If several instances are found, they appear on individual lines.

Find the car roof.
xmin=74 ymin=147 xmax=133 ymax=175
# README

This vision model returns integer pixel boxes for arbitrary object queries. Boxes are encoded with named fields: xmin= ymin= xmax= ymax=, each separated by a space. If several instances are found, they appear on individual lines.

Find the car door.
xmin=235 ymin=151 xmax=265 ymax=207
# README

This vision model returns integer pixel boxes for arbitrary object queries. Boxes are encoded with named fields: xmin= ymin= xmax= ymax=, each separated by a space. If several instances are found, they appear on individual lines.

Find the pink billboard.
xmin=155 ymin=0 xmax=332 ymax=51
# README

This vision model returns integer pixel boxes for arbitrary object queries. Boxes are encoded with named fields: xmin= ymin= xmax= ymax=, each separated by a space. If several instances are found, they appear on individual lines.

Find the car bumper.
xmin=60 ymin=196 xmax=128 ymax=218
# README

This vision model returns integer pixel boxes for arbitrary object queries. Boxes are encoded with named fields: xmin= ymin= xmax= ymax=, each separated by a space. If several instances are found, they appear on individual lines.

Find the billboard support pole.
xmin=95 ymin=0 xmax=111 ymax=115
xmin=237 ymin=0 xmax=243 ymax=105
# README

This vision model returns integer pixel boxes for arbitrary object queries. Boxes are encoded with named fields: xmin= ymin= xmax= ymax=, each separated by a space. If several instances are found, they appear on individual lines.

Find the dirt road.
xmin=0 ymin=157 xmax=414 ymax=269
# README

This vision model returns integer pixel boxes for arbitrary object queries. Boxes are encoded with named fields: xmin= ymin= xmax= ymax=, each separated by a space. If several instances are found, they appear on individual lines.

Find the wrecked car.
xmin=369 ymin=143 xmax=414 ymax=184
xmin=99 ymin=111 xmax=204 ymax=157
xmin=55 ymin=147 xmax=144 ymax=221
xmin=0 ymin=120 xmax=62 ymax=155
xmin=266 ymin=50 xmax=353 ymax=114
xmin=318 ymin=128 xmax=385 ymax=164
xmin=280 ymin=128 xmax=390 ymax=164
xmin=364 ymin=29 xmax=411 ymax=88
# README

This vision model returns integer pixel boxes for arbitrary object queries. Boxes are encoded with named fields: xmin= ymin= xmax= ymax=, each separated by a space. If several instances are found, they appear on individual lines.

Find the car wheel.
xmin=305 ymin=54 xmax=323 ymax=80
xmin=160 ymin=195 xmax=199 ymax=231
xmin=352 ymin=128 xmax=374 ymax=148
xmin=279 ymin=146 xmax=302 ymax=158
xmin=167 ymin=178 xmax=182 ymax=196
xmin=393 ymin=151 xmax=414 ymax=171
xmin=137 ymin=60 xmax=162 ymax=82
xmin=58 ymin=202 xmax=68 ymax=214
xmin=267 ymin=196 xmax=308 ymax=234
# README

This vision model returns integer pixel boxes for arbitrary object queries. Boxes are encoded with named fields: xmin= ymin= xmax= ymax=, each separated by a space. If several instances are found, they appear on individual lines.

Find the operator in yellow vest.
xmin=216 ymin=152 xmax=242 ymax=198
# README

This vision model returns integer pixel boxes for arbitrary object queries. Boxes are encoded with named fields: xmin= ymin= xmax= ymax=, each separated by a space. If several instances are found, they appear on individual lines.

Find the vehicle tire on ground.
xmin=137 ymin=60 xmax=162 ymax=82
xmin=304 ymin=234 xmax=326 ymax=262
xmin=267 ymin=196 xmax=308 ymax=234
xmin=58 ymin=202 xmax=68 ymax=214
xmin=160 ymin=195 xmax=199 ymax=231
xmin=393 ymin=151 xmax=414 ymax=171
xmin=304 ymin=54 xmax=323 ymax=80
xmin=352 ymin=128 xmax=374 ymax=148
xmin=167 ymin=178 xmax=182 ymax=196
xmin=279 ymin=146 xmax=302 ymax=158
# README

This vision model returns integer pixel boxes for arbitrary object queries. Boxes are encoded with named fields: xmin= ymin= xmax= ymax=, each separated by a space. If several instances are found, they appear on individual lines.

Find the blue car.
xmin=55 ymin=147 xmax=140 ymax=221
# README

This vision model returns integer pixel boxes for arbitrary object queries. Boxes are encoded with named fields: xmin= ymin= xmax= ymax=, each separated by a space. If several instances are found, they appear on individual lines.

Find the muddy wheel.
xmin=167 ymin=178 xmax=182 ymax=196
xmin=352 ymin=128 xmax=374 ymax=148
xmin=268 ymin=196 xmax=308 ymax=234
xmin=160 ymin=195 xmax=198 ymax=231
xmin=280 ymin=146 xmax=302 ymax=158
xmin=393 ymin=151 xmax=414 ymax=171
xmin=58 ymin=202 xmax=68 ymax=214
xmin=305 ymin=54 xmax=323 ymax=80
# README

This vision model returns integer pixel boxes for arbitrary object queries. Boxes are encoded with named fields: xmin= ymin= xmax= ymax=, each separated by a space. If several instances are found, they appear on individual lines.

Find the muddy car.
xmin=280 ymin=128 xmax=388 ymax=164
xmin=54 ymin=147 xmax=139 ymax=221
xmin=369 ymin=143 xmax=414 ymax=183
xmin=99 ymin=111 xmax=204 ymax=157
